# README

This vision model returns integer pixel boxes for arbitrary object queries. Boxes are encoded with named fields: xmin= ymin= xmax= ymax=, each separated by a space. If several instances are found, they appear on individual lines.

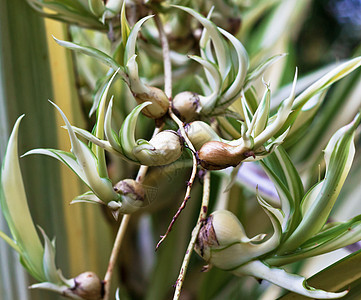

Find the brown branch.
xmin=153 ymin=12 xmax=199 ymax=250
xmin=173 ymin=171 xmax=211 ymax=300
xmin=155 ymin=152 xmax=198 ymax=250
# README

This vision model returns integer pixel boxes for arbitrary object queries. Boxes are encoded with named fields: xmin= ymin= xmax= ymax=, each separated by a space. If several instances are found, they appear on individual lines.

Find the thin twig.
xmin=173 ymin=171 xmax=211 ymax=300
xmin=103 ymin=126 xmax=162 ymax=299
xmin=155 ymin=111 xmax=198 ymax=249
xmin=153 ymin=12 xmax=199 ymax=249
xmin=169 ymin=111 xmax=196 ymax=152
xmin=156 ymin=152 xmax=198 ymax=250
xmin=103 ymin=214 xmax=131 ymax=300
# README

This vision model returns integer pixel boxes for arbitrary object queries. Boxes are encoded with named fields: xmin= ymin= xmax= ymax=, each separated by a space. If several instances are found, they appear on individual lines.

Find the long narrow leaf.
xmin=0 ymin=116 xmax=45 ymax=281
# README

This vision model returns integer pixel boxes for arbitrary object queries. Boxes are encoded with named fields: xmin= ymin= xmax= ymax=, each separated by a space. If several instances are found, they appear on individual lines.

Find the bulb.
xmin=133 ymin=130 xmax=183 ymax=166
xmin=133 ymin=86 xmax=169 ymax=119
xmin=70 ymin=272 xmax=104 ymax=300
xmin=197 ymin=141 xmax=250 ymax=170
xmin=195 ymin=210 xmax=251 ymax=270
xmin=172 ymin=91 xmax=200 ymax=122
xmin=185 ymin=121 xmax=221 ymax=150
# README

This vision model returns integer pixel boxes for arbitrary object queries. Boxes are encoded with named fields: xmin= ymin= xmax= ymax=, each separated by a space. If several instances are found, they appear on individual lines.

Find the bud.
xmin=110 ymin=179 xmax=145 ymax=215
xmin=185 ymin=121 xmax=222 ymax=150
xmin=197 ymin=141 xmax=252 ymax=170
xmin=133 ymin=130 xmax=183 ymax=166
xmin=172 ymin=91 xmax=200 ymax=122
xmin=195 ymin=210 xmax=255 ymax=270
xmin=133 ymin=86 xmax=169 ymax=119
xmin=70 ymin=272 xmax=104 ymax=300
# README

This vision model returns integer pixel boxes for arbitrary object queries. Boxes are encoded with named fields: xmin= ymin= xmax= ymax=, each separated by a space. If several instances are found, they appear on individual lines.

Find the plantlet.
xmin=1 ymin=1 xmax=361 ymax=299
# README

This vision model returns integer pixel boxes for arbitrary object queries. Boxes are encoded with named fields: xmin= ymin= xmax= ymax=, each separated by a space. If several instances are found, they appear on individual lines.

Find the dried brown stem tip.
xmin=113 ymin=179 xmax=145 ymax=201
xmin=110 ymin=179 xmax=146 ymax=216
xmin=133 ymin=86 xmax=169 ymax=119
xmin=197 ymin=141 xmax=249 ymax=170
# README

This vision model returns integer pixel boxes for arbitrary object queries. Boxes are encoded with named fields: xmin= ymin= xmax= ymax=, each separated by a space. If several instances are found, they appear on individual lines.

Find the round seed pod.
xmin=70 ymin=272 xmax=104 ymax=300
xmin=185 ymin=121 xmax=221 ymax=150
xmin=197 ymin=141 xmax=250 ymax=170
xmin=133 ymin=86 xmax=169 ymax=119
xmin=133 ymin=130 xmax=183 ymax=166
xmin=172 ymin=91 xmax=200 ymax=122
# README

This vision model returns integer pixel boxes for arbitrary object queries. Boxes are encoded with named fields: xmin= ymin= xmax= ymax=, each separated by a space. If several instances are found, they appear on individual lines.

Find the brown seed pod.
xmin=172 ymin=91 xmax=200 ymax=122
xmin=197 ymin=141 xmax=249 ymax=170
xmin=133 ymin=86 xmax=169 ymax=119
xmin=70 ymin=272 xmax=104 ymax=300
